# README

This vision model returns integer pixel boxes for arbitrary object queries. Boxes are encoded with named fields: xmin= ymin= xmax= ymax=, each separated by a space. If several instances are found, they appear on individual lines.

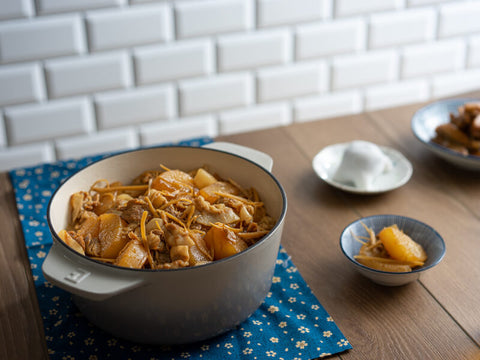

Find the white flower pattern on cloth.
xmin=10 ymin=138 xmax=352 ymax=360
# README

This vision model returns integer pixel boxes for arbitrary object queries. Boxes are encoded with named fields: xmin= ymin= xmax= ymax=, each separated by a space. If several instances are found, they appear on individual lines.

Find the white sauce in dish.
xmin=333 ymin=140 xmax=393 ymax=190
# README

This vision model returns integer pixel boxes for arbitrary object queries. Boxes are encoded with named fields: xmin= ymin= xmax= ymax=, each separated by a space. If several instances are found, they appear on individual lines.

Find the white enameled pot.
xmin=42 ymin=142 xmax=287 ymax=345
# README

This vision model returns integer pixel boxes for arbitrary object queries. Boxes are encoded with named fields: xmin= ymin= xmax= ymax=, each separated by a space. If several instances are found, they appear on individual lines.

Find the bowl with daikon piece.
xmin=340 ymin=215 xmax=445 ymax=286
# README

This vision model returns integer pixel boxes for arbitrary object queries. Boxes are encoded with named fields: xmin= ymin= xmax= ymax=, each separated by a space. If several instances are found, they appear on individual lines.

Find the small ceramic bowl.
xmin=411 ymin=97 xmax=480 ymax=170
xmin=340 ymin=215 xmax=446 ymax=286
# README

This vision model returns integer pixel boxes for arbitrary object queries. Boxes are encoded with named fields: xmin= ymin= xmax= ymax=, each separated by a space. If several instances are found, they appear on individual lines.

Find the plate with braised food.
xmin=411 ymin=98 xmax=480 ymax=170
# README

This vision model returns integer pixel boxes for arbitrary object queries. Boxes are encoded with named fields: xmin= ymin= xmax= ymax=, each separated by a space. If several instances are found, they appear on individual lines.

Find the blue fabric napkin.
xmin=9 ymin=137 xmax=352 ymax=360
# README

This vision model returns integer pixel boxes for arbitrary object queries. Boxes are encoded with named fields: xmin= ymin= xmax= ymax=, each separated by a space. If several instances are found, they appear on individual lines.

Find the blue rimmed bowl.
xmin=340 ymin=215 xmax=446 ymax=286
xmin=411 ymin=97 xmax=480 ymax=170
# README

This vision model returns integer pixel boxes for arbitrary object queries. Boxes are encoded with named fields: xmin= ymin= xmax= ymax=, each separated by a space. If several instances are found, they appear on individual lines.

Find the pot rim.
xmin=46 ymin=144 xmax=288 ymax=273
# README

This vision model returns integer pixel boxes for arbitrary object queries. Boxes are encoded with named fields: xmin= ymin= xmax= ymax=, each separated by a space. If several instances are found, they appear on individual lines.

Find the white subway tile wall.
xmin=133 ymin=39 xmax=214 ymax=84
xmin=44 ymin=51 xmax=132 ymax=98
xmin=334 ymin=0 xmax=403 ymax=17
xmin=85 ymin=4 xmax=172 ymax=51
xmin=295 ymin=18 xmax=366 ymax=59
xmin=0 ymin=113 xmax=6 ymax=147
xmin=294 ymin=90 xmax=362 ymax=122
xmin=257 ymin=62 xmax=328 ymax=102
xmin=219 ymin=102 xmax=291 ymax=134
xmin=0 ymin=0 xmax=34 ymax=20
xmin=179 ymin=72 xmax=253 ymax=115
xmin=217 ymin=29 xmax=292 ymax=72
xmin=55 ymin=126 xmax=139 ymax=160
xmin=139 ymin=115 xmax=217 ymax=145
xmin=438 ymin=1 xmax=480 ymax=38
xmin=0 ymin=63 xmax=45 ymax=106
xmin=95 ymin=84 xmax=176 ymax=129
xmin=401 ymin=39 xmax=466 ymax=78
xmin=175 ymin=0 xmax=253 ymax=39
xmin=5 ymin=97 xmax=95 ymax=145
xmin=368 ymin=8 xmax=437 ymax=48
xmin=37 ymin=0 xmax=126 ymax=15
xmin=0 ymin=0 xmax=479 ymax=171
xmin=468 ymin=35 xmax=480 ymax=67
xmin=432 ymin=68 xmax=480 ymax=98
xmin=257 ymin=0 xmax=331 ymax=27
xmin=0 ymin=142 xmax=55 ymax=170
xmin=364 ymin=79 xmax=430 ymax=111
xmin=0 ymin=15 xmax=86 ymax=63
xmin=331 ymin=50 xmax=399 ymax=90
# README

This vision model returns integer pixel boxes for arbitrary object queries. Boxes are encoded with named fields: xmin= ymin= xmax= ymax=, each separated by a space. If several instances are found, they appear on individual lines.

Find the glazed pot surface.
xmin=43 ymin=144 xmax=287 ymax=344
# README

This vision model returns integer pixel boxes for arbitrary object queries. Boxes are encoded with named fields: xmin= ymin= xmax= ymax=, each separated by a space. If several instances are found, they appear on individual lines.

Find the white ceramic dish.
xmin=312 ymin=142 xmax=413 ymax=194
xmin=340 ymin=215 xmax=446 ymax=286
xmin=43 ymin=142 xmax=288 ymax=345
xmin=411 ymin=97 xmax=480 ymax=170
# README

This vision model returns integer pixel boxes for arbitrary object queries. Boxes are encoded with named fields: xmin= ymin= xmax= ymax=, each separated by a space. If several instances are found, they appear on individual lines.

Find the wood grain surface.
xmin=218 ymin=116 xmax=480 ymax=360
xmin=2 ymin=94 xmax=480 ymax=359
xmin=0 ymin=172 xmax=49 ymax=360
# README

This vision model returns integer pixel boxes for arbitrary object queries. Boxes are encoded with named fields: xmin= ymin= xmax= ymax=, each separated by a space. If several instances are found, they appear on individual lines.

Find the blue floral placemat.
xmin=9 ymin=137 xmax=352 ymax=360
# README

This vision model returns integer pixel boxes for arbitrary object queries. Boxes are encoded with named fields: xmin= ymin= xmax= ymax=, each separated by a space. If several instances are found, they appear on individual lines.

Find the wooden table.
xmin=2 ymin=92 xmax=480 ymax=360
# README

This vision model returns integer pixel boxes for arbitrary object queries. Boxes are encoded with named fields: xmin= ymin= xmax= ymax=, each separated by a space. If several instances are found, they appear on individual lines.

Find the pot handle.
xmin=203 ymin=142 xmax=273 ymax=172
xmin=42 ymin=242 xmax=143 ymax=301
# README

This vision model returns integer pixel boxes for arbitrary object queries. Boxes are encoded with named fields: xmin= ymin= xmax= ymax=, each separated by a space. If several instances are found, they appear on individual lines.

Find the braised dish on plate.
xmin=411 ymin=98 xmax=480 ymax=170
xmin=61 ymin=165 xmax=275 ymax=269
xmin=432 ymin=102 xmax=480 ymax=156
